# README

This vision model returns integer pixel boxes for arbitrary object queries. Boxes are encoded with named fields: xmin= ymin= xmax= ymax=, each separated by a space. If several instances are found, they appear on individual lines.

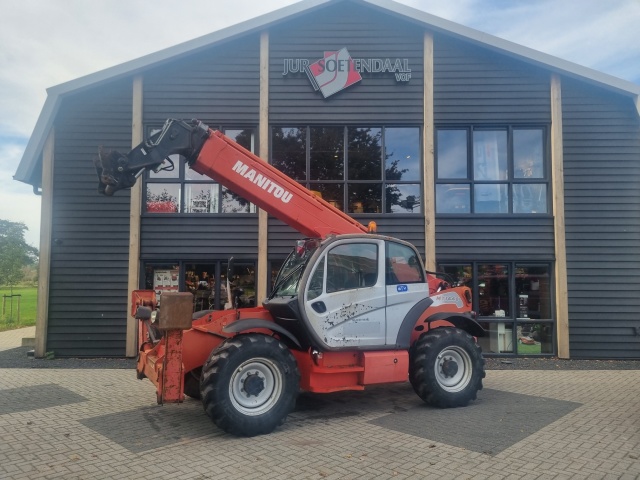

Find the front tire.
xmin=200 ymin=334 xmax=300 ymax=436
xmin=409 ymin=328 xmax=485 ymax=408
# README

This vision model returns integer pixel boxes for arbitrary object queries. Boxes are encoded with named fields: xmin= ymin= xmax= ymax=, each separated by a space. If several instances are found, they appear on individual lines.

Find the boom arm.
xmin=96 ymin=119 xmax=366 ymax=238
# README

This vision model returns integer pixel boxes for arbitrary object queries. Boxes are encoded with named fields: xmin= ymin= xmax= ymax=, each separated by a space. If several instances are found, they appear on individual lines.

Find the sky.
xmin=0 ymin=0 xmax=639 ymax=248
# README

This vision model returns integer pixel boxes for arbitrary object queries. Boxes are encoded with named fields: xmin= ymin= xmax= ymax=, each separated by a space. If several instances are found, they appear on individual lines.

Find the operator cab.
xmin=263 ymin=235 xmax=430 ymax=351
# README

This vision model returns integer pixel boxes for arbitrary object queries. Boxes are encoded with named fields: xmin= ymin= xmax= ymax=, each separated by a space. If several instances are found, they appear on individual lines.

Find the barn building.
xmin=14 ymin=0 xmax=640 ymax=359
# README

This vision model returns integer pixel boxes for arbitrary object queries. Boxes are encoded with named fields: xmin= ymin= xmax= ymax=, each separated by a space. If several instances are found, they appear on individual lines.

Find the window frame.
xmin=435 ymin=125 xmax=551 ymax=216
xmin=143 ymin=125 xmax=257 ymax=216
xmin=270 ymin=125 xmax=423 ymax=215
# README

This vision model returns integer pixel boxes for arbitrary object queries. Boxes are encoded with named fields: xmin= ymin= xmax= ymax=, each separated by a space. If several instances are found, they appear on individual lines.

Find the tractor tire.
xmin=200 ymin=334 xmax=300 ymax=436
xmin=409 ymin=328 xmax=485 ymax=408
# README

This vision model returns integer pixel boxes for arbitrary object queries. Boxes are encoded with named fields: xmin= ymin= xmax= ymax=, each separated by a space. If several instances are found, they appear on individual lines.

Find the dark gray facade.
xmin=16 ymin=0 xmax=640 ymax=359
xmin=562 ymin=79 xmax=640 ymax=358
xmin=49 ymin=80 xmax=132 ymax=356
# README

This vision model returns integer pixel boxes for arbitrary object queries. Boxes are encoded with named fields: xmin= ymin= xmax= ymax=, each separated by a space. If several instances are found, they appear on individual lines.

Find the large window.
xmin=271 ymin=126 xmax=422 ymax=214
xmin=144 ymin=128 xmax=257 ymax=214
xmin=439 ymin=262 xmax=554 ymax=356
xmin=435 ymin=127 xmax=548 ymax=215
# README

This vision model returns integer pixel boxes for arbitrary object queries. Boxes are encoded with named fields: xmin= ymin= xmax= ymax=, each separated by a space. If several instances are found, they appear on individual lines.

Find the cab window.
xmin=386 ymin=242 xmax=424 ymax=284
xmin=326 ymin=243 xmax=378 ymax=293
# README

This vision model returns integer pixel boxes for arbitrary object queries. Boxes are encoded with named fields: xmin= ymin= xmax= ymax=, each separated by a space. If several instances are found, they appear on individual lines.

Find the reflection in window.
xmin=272 ymin=127 xmax=306 ymax=180
xmin=514 ymin=130 xmax=544 ymax=179
xmin=385 ymin=128 xmax=420 ymax=181
xmin=517 ymin=322 xmax=553 ymax=354
xmin=185 ymin=184 xmax=216 ymax=213
xmin=348 ymin=127 xmax=382 ymax=180
xmin=272 ymin=126 xmax=421 ymax=215
xmin=310 ymin=127 xmax=344 ymax=180
xmin=144 ymin=126 xmax=255 ymax=215
xmin=386 ymin=242 xmax=424 ymax=284
xmin=436 ymin=126 xmax=547 ymax=215
xmin=515 ymin=265 xmax=551 ymax=319
xmin=513 ymin=184 xmax=547 ymax=214
xmin=474 ymin=184 xmax=508 ymax=213
xmin=437 ymin=130 xmax=468 ymax=179
xmin=146 ymin=184 xmax=180 ymax=213
xmin=387 ymin=184 xmax=421 ymax=213
xmin=221 ymin=186 xmax=256 ymax=213
xmin=348 ymin=183 xmax=381 ymax=213
xmin=436 ymin=184 xmax=470 ymax=213
xmin=473 ymin=130 xmax=507 ymax=180
xmin=327 ymin=243 xmax=378 ymax=293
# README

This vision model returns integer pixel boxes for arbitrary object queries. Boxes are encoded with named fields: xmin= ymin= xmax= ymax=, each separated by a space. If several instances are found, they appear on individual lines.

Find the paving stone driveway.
xmin=1 ymin=328 xmax=639 ymax=479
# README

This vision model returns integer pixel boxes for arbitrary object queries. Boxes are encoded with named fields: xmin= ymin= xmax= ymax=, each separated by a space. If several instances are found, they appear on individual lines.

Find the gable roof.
xmin=15 ymin=0 xmax=640 ymax=187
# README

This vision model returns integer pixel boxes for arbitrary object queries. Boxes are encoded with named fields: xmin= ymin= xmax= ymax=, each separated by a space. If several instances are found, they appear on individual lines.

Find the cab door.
xmin=303 ymin=239 xmax=386 ymax=348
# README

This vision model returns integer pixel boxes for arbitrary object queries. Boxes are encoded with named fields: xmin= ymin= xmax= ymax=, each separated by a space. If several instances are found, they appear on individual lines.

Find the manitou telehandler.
xmin=95 ymin=118 xmax=486 ymax=436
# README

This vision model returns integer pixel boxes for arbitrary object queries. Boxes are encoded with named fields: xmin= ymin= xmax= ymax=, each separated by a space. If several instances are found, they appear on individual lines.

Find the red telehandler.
xmin=95 ymin=118 xmax=486 ymax=436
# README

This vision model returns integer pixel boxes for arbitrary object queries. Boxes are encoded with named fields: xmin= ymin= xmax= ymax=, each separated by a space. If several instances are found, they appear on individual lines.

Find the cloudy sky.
xmin=1 ymin=0 xmax=639 ymax=247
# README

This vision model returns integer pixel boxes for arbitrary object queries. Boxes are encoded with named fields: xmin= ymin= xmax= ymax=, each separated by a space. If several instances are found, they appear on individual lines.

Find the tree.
xmin=0 ymin=220 xmax=38 ymax=295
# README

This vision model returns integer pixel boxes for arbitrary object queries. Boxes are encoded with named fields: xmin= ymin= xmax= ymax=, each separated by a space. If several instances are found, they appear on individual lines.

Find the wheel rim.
xmin=434 ymin=346 xmax=473 ymax=392
xmin=229 ymin=357 xmax=283 ymax=416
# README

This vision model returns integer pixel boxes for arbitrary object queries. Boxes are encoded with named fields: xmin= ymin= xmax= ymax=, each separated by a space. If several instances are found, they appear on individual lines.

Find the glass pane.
xmin=478 ymin=264 xmax=510 ymax=317
xmin=514 ymin=129 xmax=544 ymax=179
xmin=310 ymin=127 xmax=344 ymax=180
xmin=385 ymin=127 xmax=420 ymax=181
xmin=515 ymin=265 xmax=551 ymax=319
xmin=184 ymin=263 xmax=216 ymax=311
xmin=185 ymin=184 xmax=217 ymax=213
xmin=386 ymin=242 xmax=423 ymax=284
xmin=307 ymin=260 xmax=325 ymax=301
xmin=474 ymin=184 xmax=508 ymax=213
xmin=271 ymin=127 xmax=306 ymax=180
xmin=224 ymin=129 xmax=254 ymax=152
xmin=146 ymin=184 xmax=180 ymax=213
xmin=480 ymin=321 xmax=514 ymax=354
xmin=348 ymin=183 xmax=381 ymax=213
xmin=386 ymin=184 xmax=421 ymax=213
xmin=226 ymin=261 xmax=256 ymax=307
xmin=327 ymin=243 xmax=378 ymax=292
xmin=185 ymin=167 xmax=209 ymax=181
xmin=473 ymin=130 xmax=507 ymax=180
xmin=270 ymin=260 xmax=284 ymax=293
xmin=144 ymin=264 xmax=179 ymax=298
xmin=517 ymin=322 xmax=553 ymax=354
xmin=439 ymin=265 xmax=472 ymax=288
xmin=437 ymin=130 xmax=468 ymax=179
xmin=310 ymin=183 xmax=344 ymax=211
xmin=149 ymin=155 xmax=180 ymax=179
xmin=221 ymin=186 xmax=255 ymax=213
xmin=348 ymin=127 xmax=382 ymax=180
xmin=513 ymin=184 xmax=547 ymax=214
xmin=436 ymin=184 xmax=470 ymax=214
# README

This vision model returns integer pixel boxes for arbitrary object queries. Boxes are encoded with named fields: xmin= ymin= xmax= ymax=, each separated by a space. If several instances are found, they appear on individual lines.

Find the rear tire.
xmin=200 ymin=334 xmax=300 ymax=436
xmin=409 ymin=328 xmax=485 ymax=408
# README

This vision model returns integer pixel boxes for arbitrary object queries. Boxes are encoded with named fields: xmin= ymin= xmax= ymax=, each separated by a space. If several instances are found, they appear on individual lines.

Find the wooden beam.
xmin=423 ymin=31 xmax=436 ymax=270
xmin=257 ymin=31 xmax=269 ymax=302
xmin=35 ymin=129 xmax=54 ymax=358
xmin=126 ymin=75 xmax=144 ymax=357
xmin=551 ymin=74 xmax=570 ymax=359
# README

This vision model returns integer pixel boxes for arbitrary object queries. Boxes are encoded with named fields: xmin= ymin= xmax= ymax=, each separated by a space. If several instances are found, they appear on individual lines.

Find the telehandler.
xmin=95 ymin=118 xmax=485 ymax=436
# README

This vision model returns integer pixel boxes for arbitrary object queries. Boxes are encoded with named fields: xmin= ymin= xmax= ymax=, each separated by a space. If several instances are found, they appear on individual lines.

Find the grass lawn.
xmin=0 ymin=286 xmax=37 ymax=331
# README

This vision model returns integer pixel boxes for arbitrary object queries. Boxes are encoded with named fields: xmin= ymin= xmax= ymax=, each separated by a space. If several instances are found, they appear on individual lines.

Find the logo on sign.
xmin=305 ymin=48 xmax=362 ymax=98
xmin=397 ymin=285 xmax=408 ymax=292
xmin=283 ymin=48 xmax=411 ymax=98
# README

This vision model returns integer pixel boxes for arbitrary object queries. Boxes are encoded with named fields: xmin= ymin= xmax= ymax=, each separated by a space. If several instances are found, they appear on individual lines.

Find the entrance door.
xmin=304 ymin=239 xmax=386 ymax=348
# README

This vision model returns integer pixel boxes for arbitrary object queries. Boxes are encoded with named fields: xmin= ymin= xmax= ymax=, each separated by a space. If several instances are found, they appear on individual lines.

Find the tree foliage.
xmin=0 ymin=220 xmax=38 ymax=293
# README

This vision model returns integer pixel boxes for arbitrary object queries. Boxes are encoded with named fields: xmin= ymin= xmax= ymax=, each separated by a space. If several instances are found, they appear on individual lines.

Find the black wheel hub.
xmin=243 ymin=372 xmax=265 ymax=397
xmin=441 ymin=357 xmax=459 ymax=378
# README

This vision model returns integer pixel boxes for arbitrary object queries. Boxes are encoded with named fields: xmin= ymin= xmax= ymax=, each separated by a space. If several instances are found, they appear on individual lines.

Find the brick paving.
xmin=0 ymin=327 xmax=639 ymax=479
